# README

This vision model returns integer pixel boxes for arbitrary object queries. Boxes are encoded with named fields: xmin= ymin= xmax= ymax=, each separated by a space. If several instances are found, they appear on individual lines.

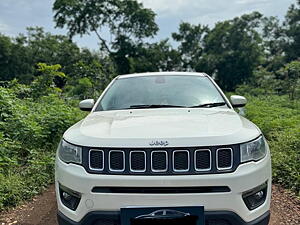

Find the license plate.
xmin=121 ymin=206 xmax=204 ymax=225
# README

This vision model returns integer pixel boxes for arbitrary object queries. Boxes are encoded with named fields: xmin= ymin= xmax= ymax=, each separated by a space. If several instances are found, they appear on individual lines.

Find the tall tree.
xmin=172 ymin=23 xmax=209 ymax=70
xmin=0 ymin=34 xmax=33 ymax=83
xmin=129 ymin=39 xmax=181 ymax=73
xmin=284 ymin=0 xmax=300 ymax=61
xmin=53 ymin=0 xmax=158 ymax=74
xmin=261 ymin=16 xmax=286 ymax=71
xmin=198 ymin=12 xmax=264 ymax=91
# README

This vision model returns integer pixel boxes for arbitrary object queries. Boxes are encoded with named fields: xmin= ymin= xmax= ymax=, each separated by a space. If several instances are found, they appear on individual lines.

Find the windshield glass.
xmin=96 ymin=75 xmax=226 ymax=111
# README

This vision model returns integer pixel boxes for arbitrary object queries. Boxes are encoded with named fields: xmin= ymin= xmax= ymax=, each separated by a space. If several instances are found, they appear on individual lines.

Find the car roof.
xmin=116 ymin=71 xmax=208 ymax=79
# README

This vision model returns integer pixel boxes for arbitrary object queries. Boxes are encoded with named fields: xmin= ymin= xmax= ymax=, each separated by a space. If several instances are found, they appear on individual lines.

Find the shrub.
xmin=244 ymin=95 xmax=300 ymax=195
xmin=0 ymin=85 xmax=84 ymax=210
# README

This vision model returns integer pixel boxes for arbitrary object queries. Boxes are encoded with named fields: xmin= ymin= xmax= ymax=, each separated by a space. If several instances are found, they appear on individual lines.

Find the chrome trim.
xmin=129 ymin=151 xmax=146 ymax=172
xmin=151 ymin=151 xmax=168 ymax=172
xmin=216 ymin=148 xmax=233 ymax=170
xmin=88 ymin=149 xmax=104 ymax=171
xmin=194 ymin=149 xmax=212 ymax=171
xmin=173 ymin=150 xmax=190 ymax=172
xmin=109 ymin=150 xmax=125 ymax=172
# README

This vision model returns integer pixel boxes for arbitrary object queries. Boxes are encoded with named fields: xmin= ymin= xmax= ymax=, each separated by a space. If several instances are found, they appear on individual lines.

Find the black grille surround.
xmin=82 ymin=145 xmax=241 ymax=175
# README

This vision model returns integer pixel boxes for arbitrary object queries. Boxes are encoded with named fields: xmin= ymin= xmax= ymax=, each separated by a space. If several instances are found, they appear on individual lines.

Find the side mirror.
xmin=79 ymin=99 xmax=95 ymax=111
xmin=230 ymin=95 xmax=247 ymax=108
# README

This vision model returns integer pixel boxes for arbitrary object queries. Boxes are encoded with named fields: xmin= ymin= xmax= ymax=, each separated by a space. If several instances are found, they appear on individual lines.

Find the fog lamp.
xmin=242 ymin=182 xmax=268 ymax=210
xmin=59 ymin=184 xmax=81 ymax=211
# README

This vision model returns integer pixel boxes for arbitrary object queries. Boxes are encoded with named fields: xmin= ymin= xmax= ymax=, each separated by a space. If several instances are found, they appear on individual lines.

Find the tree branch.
xmin=91 ymin=25 xmax=112 ymax=54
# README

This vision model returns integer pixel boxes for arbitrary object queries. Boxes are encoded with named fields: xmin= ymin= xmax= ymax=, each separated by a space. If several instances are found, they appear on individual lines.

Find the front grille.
xmin=86 ymin=145 xmax=239 ymax=175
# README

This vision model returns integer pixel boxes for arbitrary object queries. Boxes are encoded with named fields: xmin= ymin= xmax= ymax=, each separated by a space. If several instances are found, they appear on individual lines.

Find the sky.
xmin=0 ymin=0 xmax=296 ymax=50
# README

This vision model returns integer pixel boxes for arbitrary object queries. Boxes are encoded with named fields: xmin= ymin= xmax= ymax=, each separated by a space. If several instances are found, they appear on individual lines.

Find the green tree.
xmin=67 ymin=60 xmax=113 ymax=98
xmin=0 ymin=34 xmax=33 ymax=82
xmin=198 ymin=12 xmax=264 ymax=91
xmin=284 ymin=0 xmax=300 ymax=61
xmin=30 ymin=63 xmax=65 ymax=98
xmin=172 ymin=23 xmax=209 ymax=70
xmin=261 ymin=16 xmax=286 ymax=71
xmin=277 ymin=61 xmax=300 ymax=100
xmin=53 ymin=0 xmax=158 ymax=74
xmin=22 ymin=27 xmax=81 ymax=83
xmin=129 ymin=39 xmax=181 ymax=73
xmin=0 ymin=35 xmax=13 ymax=81
xmin=70 ymin=77 xmax=93 ymax=99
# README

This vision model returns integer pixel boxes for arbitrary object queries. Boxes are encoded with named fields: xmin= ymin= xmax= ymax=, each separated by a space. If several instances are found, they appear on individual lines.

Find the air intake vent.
xmin=89 ymin=150 xmax=104 ymax=171
xmin=217 ymin=148 xmax=233 ymax=170
xmin=195 ymin=149 xmax=211 ymax=171
xmin=173 ymin=150 xmax=189 ymax=171
xmin=151 ymin=151 xmax=167 ymax=172
xmin=109 ymin=150 xmax=125 ymax=172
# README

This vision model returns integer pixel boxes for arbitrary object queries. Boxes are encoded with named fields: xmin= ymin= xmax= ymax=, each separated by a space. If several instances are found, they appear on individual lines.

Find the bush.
xmin=244 ymin=95 xmax=300 ymax=195
xmin=0 ymin=85 xmax=84 ymax=211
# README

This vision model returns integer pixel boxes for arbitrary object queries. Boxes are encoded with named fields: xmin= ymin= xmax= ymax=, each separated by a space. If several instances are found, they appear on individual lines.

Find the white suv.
xmin=55 ymin=72 xmax=271 ymax=225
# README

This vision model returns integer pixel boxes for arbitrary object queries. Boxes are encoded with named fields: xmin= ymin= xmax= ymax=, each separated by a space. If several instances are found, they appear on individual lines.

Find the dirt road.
xmin=0 ymin=185 xmax=299 ymax=225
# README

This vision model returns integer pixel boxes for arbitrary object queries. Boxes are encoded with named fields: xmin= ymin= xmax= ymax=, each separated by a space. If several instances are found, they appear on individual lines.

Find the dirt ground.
xmin=0 ymin=184 xmax=299 ymax=225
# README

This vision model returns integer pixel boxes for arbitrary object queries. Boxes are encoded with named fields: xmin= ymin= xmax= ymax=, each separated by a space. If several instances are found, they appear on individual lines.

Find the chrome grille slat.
xmin=89 ymin=149 xmax=104 ymax=171
xmin=109 ymin=150 xmax=125 ymax=172
xmin=173 ymin=150 xmax=190 ymax=172
xmin=194 ymin=149 xmax=211 ymax=171
xmin=216 ymin=148 xmax=233 ymax=170
xmin=130 ymin=151 xmax=146 ymax=172
xmin=151 ymin=151 xmax=168 ymax=172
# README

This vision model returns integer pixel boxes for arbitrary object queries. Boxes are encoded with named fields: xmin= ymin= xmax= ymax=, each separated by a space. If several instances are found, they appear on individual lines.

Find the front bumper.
xmin=57 ymin=210 xmax=270 ymax=225
xmin=55 ymin=148 xmax=271 ymax=224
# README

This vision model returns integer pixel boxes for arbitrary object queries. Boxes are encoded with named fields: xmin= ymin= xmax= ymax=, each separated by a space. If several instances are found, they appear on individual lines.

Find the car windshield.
xmin=96 ymin=75 xmax=226 ymax=111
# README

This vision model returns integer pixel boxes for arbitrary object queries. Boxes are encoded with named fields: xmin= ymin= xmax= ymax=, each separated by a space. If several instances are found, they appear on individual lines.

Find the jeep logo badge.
xmin=149 ymin=140 xmax=169 ymax=146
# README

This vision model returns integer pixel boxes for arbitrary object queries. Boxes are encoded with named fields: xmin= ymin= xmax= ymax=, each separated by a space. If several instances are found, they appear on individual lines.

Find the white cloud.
xmin=236 ymin=0 xmax=268 ymax=4
xmin=0 ymin=0 xmax=296 ymax=49
xmin=139 ymin=0 xmax=186 ymax=13
xmin=0 ymin=21 xmax=10 ymax=33
xmin=139 ymin=0 xmax=294 ymax=26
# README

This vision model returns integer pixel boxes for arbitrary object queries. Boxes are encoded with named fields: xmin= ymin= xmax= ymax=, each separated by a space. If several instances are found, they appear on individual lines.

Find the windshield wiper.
xmin=190 ymin=102 xmax=227 ymax=108
xmin=129 ymin=104 xmax=185 ymax=109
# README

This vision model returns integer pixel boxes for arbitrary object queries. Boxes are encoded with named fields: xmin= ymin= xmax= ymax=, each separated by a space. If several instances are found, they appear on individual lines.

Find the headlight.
xmin=58 ymin=140 xmax=82 ymax=164
xmin=240 ymin=136 xmax=267 ymax=163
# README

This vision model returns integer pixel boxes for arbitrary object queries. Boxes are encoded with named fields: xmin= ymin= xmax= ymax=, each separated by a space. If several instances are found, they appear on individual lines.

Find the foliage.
xmin=284 ymin=0 xmax=300 ymax=61
xmin=277 ymin=61 xmax=300 ymax=100
xmin=53 ymin=0 xmax=158 ymax=44
xmin=128 ymin=39 xmax=182 ymax=73
xmin=30 ymin=63 xmax=65 ymax=98
xmin=172 ymin=23 xmax=209 ymax=70
xmin=0 ymin=82 xmax=84 ymax=210
xmin=244 ymin=95 xmax=300 ymax=195
xmin=53 ymin=0 xmax=158 ymax=74
xmin=198 ymin=12 xmax=264 ymax=91
xmin=0 ymin=27 xmax=112 ymax=87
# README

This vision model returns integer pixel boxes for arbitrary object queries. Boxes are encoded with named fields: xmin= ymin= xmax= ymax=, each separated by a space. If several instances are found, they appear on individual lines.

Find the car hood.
xmin=64 ymin=108 xmax=261 ymax=147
